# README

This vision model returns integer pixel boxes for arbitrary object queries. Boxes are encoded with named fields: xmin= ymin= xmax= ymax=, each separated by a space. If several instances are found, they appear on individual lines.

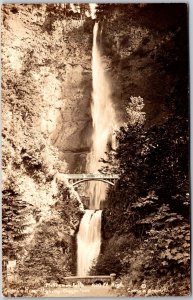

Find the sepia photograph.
xmin=1 ymin=2 xmax=190 ymax=297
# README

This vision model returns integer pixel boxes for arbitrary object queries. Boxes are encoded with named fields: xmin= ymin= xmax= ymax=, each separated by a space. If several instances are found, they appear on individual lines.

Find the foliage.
xmin=2 ymin=7 xmax=77 ymax=295
xmin=17 ymin=218 xmax=71 ymax=282
xmin=126 ymin=96 xmax=145 ymax=126
xmin=91 ymin=233 xmax=138 ymax=276
xmin=10 ymin=184 xmax=82 ymax=294
xmin=98 ymin=113 xmax=189 ymax=294
xmin=2 ymin=189 xmax=32 ymax=259
xmin=2 ymin=168 xmax=36 ymax=293
xmin=3 ymin=277 xmax=45 ymax=297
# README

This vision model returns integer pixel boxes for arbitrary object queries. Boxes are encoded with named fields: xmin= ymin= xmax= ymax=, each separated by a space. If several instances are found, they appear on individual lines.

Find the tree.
xmin=98 ymin=95 xmax=190 ymax=294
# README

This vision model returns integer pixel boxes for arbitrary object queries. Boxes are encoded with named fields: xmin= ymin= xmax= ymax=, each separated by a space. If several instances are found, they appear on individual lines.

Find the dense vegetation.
xmin=2 ymin=4 xmax=83 ymax=296
xmin=94 ymin=113 xmax=190 ymax=295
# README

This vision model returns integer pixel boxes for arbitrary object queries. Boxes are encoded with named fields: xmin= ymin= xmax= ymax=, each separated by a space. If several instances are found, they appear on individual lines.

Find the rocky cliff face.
xmin=2 ymin=4 xmax=88 ymax=293
xmin=2 ymin=4 xmax=94 ymax=174
xmin=97 ymin=4 xmax=188 ymax=126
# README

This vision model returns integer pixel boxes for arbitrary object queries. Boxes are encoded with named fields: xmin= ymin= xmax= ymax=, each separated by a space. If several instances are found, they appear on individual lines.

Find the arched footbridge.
xmin=62 ymin=174 xmax=119 ymax=186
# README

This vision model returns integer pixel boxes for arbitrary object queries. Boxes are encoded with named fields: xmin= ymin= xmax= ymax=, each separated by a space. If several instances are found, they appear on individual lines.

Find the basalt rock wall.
xmin=2 ymin=4 xmax=94 ymax=174
xmin=97 ymin=3 xmax=188 ymax=126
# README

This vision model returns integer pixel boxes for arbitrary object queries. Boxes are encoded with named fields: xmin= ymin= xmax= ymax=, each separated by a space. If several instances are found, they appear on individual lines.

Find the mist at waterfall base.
xmin=77 ymin=23 xmax=117 ymax=277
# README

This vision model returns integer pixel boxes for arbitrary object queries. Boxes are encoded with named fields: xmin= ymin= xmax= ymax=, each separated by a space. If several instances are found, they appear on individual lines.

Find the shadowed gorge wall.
xmin=97 ymin=4 xmax=189 ymax=125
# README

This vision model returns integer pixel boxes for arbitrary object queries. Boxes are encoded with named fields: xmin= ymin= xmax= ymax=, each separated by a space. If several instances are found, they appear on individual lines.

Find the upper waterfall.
xmin=87 ymin=22 xmax=117 ymax=209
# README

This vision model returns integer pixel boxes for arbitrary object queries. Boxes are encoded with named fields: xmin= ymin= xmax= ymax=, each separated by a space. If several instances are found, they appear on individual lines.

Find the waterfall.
xmin=87 ymin=22 xmax=116 ymax=209
xmin=77 ymin=22 xmax=116 ymax=276
xmin=77 ymin=210 xmax=102 ymax=276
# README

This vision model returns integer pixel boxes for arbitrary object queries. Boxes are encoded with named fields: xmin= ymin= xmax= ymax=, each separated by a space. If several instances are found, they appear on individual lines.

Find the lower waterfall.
xmin=77 ymin=210 xmax=102 ymax=276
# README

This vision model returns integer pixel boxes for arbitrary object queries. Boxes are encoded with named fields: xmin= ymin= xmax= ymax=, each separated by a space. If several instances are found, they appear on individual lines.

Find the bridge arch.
xmin=72 ymin=178 xmax=115 ymax=187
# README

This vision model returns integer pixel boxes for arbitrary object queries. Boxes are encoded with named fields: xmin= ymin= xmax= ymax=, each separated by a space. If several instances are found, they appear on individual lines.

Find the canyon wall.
xmin=2 ymin=4 xmax=88 ymax=291
xmin=97 ymin=4 xmax=188 ymax=126
xmin=2 ymin=4 xmax=94 ymax=174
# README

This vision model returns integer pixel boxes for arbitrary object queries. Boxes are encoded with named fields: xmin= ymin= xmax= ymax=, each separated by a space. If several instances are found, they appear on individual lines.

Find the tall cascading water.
xmin=77 ymin=210 xmax=102 ymax=276
xmin=87 ymin=22 xmax=116 ymax=209
xmin=77 ymin=22 xmax=117 ymax=276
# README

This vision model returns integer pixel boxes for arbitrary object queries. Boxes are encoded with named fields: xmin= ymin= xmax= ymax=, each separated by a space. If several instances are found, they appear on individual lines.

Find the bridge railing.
xmin=62 ymin=174 xmax=119 ymax=179
xmin=63 ymin=274 xmax=116 ymax=285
